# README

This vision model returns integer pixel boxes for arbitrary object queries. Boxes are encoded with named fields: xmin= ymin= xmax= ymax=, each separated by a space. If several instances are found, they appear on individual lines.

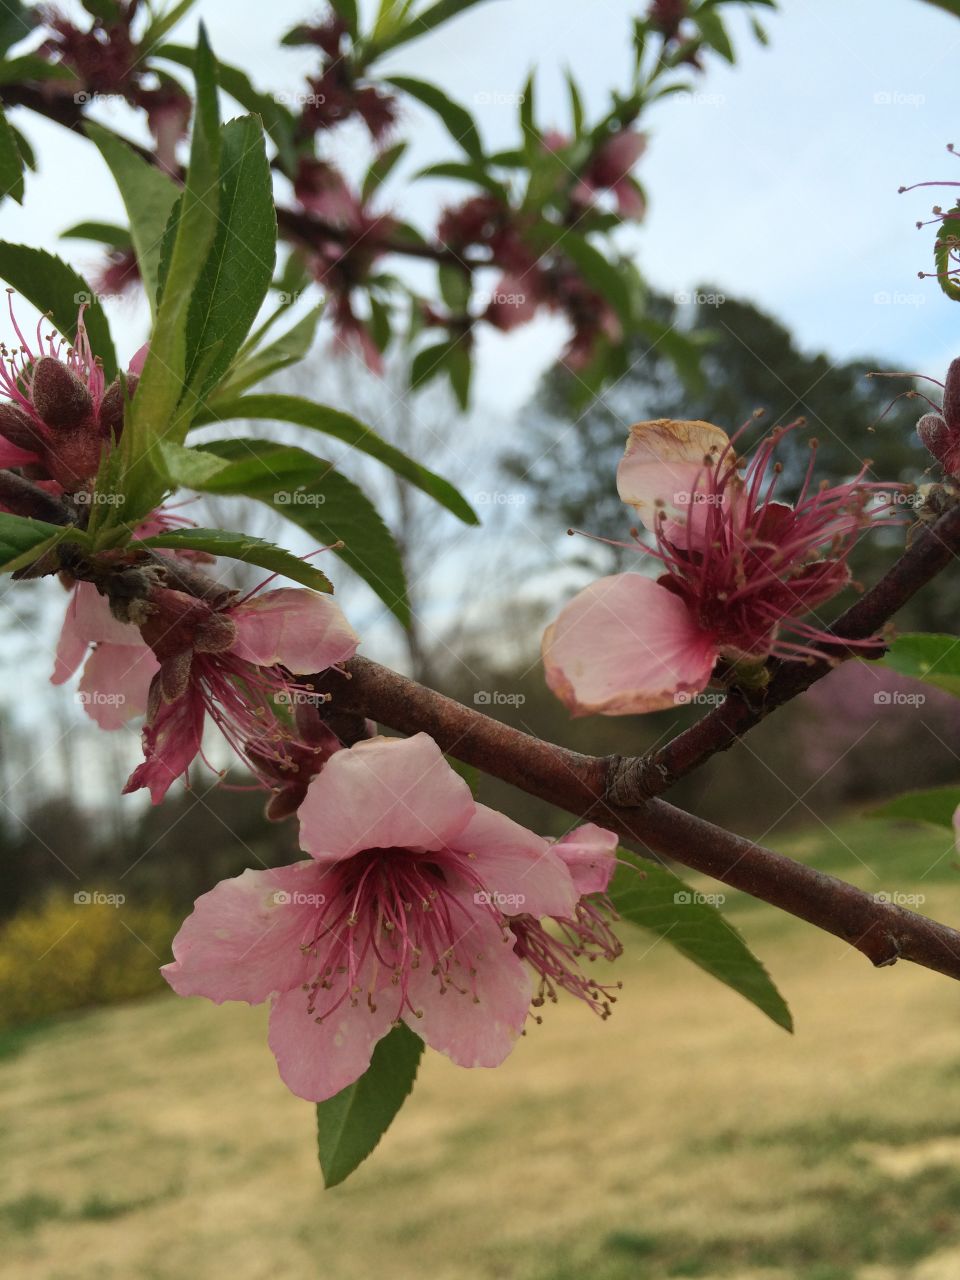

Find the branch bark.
xmin=608 ymin=500 xmax=960 ymax=803
xmin=322 ymin=656 xmax=960 ymax=984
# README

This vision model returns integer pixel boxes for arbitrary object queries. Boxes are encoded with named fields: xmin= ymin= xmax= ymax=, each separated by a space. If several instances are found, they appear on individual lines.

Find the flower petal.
xmin=122 ymin=688 xmax=205 ymax=803
xmin=616 ymin=418 xmax=730 ymax=535
xmin=454 ymin=804 xmax=578 ymax=919
xmin=403 ymin=896 xmax=532 ymax=1068
xmin=162 ymin=861 xmax=325 ymax=1005
xmin=298 ymin=733 xmax=474 ymax=861
xmin=52 ymin=583 xmax=143 ymax=685
xmin=542 ymin=574 xmax=717 ymax=716
xmin=78 ymin=643 xmax=159 ymax=728
xmin=267 ymin=965 xmax=397 ymax=1101
xmin=554 ymin=824 xmax=620 ymax=895
xmin=230 ymin=588 xmax=359 ymax=674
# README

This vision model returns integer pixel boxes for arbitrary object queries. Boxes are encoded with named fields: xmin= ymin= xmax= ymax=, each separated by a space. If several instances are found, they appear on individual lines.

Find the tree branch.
xmin=608 ymin=500 xmax=960 ymax=803
xmin=323 ymin=656 xmax=960 ymax=984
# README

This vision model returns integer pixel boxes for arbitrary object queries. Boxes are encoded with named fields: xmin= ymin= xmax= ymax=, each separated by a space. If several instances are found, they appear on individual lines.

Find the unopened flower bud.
xmin=917 ymin=411 xmax=950 ymax=461
xmin=98 ymin=373 xmax=139 ymax=441
xmin=31 ymin=356 xmax=95 ymax=432
xmin=194 ymin=611 xmax=239 ymax=654
xmin=43 ymin=429 xmax=103 ymax=492
xmin=943 ymin=356 xmax=960 ymax=431
xmin=0 ymin=401 xmax=47 ymax=453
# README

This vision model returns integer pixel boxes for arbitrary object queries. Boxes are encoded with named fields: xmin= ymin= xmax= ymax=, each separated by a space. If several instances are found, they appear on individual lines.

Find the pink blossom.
xmin=0 ymin=298 xmax=141 ymax=492
xmin=543 ymin=418 xmax=899 ymax=716
xmin=574 ymin=129 xmax=647 ymax=220
xmin=51 ymin=581 xmax=159 ymax=730
xmin=917 ymin=356 xmax=960 ymax=477
xmin=163 ymin=733 xmax=592 ymax=1101
xmin=509 ymin=824 xmax=623 ymax=1017
xmin=124 ymin=586 xmax=359 ymax=803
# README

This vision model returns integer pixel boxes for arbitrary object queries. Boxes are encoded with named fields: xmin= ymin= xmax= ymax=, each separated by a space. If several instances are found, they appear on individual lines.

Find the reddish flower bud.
xmin=0 ymin=401 xmax=47 ymax=453
xmin=98 ymin=373 xmax=139 ymax=441
xmin=31 ymin=356 xmax=95 ymax=431
xmin=943 ymin=356 xmax=960 ymax=431
xmin=43 ymin=428 xmax=103 ymax=493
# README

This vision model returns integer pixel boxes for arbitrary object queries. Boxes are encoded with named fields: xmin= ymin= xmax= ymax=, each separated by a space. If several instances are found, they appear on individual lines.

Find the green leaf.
xmin=155 ymin=43 xmax=297 ymax=173
xmin=328 ymin=0 xmax=360 ymax=37
xmin=182 ymin=114 xmax=277 ymax=400
xmin=317 ymin=1023 xmax=423 ymax=1188
xmin=117 ymin=23 xmax=221 ymax=524
xmin=878 ymin=634 xmax=960 ymax=697
xmin=61 ymin=221 xmax=133 ymax=249
xmin=565 ymin=68 xmax=584 ymax=136
xmin=519 ymin=68 xmax=537 ymax=149
xmin=362 ymin=140 xmax=407 ymax=203
xmin=0 ymin=244 xmax=117 ymax=378
xmin=386 ymin=75 xmax=483 ymax=159
xmin=194 ymin=393 xmax=478 ymax=525
xmin=411 ymin=339 xmax=456 ymax=389
xmin=141 ymin=0 xmax=200 ymax=49
xmin=0 ymin=513 xmax=84 ymax=574
xmin=447 ymin=341 xmax=471 ymax=410
xmin=549 ymin=228 xmax=632 ymax=324
xmin=0 ymin=2 xmax=29 ymax=55
xmin=934 ymin=207 xmax=960 ymax=303
xmin=167 ymin=438 xmax=411 ymax=623
xmin=609 ymin=851 xmax=793 ymax=1032
xmin=869 ymin=786 xmax=960 ymax=830
xmin=134 ymin=526 xmax=332 ymax=592
xmin=0 ymin=55 xmax=76 ymax=86
xmin=84 ymin=123 xmax=180 ymax=314
xmin=0 ymin=105 xmax=24 ymax=204
xmin=695 ymin=8 xmax=735 ymax=61
xmin=211 ymin=307 xmax=324 ymax=398
xmin=415 ymin=159 xmax=507 ymax=199
xmin=364 ymin=0 xmax=493 ymax=60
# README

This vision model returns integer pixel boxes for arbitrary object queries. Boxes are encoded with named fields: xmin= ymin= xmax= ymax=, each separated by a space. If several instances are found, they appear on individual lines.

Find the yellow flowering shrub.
xmin=0 ymin=894 xmax=178 ymax=1029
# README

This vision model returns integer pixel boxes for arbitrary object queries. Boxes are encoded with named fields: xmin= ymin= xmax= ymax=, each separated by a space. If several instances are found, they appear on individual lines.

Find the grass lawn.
xmin=4 ymin=819 xmax=960 ymax=1280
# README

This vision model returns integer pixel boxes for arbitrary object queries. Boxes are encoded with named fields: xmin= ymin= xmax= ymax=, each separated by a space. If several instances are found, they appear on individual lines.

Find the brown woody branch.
xmin=608 ymin=500 xmax=960 ymax=803
xmin=322 ymin=656 xmax=960 ymax=982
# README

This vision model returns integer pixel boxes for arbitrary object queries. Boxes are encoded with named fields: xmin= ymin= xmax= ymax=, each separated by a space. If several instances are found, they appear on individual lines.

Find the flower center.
xmin=300 ymin=848 xmax=505 ymax=1025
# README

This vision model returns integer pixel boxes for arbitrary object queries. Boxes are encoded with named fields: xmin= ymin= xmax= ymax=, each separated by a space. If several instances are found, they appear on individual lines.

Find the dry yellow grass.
xmin=4 ymin=837 xmax=960 ymax=1280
